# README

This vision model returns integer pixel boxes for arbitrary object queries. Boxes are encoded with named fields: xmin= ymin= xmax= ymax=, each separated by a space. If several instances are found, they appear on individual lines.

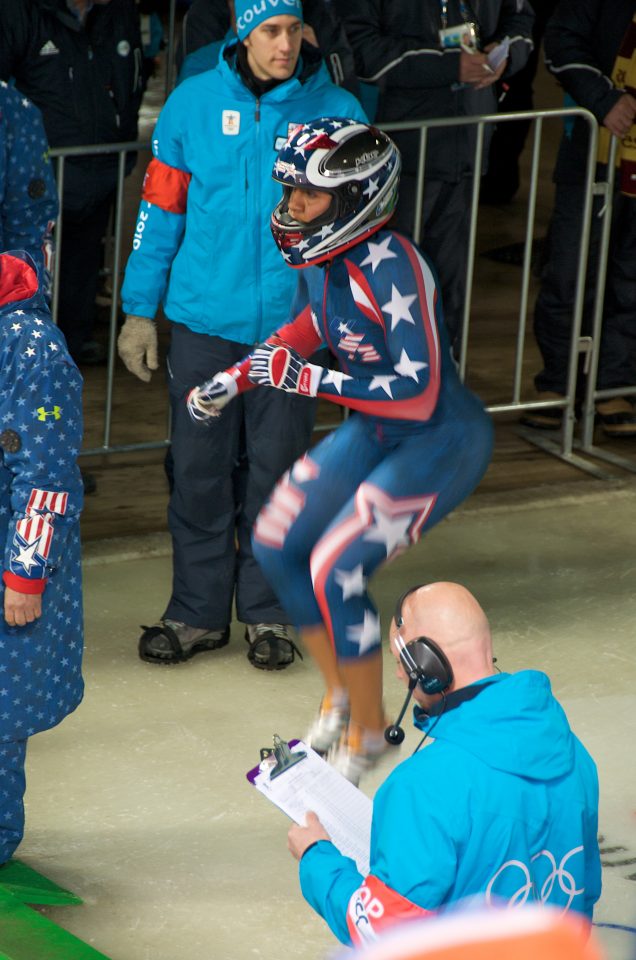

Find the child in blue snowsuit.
xmin=0 ymin=250 xmax=83 ymax=862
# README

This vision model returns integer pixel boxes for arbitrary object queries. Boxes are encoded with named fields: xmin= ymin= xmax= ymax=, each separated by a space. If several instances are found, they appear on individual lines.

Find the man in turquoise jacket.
xmin=118 ymin=0 xmax=365 ymax=670
xmin=288 ymin=582 xmax=601 ymax=946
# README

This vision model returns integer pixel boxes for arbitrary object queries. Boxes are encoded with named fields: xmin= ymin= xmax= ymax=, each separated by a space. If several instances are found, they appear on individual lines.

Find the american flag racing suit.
xmin=225 ymin=230 xmax=493 ymax=658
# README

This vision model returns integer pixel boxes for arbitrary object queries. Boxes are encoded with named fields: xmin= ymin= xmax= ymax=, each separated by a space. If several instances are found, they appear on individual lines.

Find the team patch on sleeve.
xmin=26 ymin=488 xmax=68 ymax=516
xmin=141 ymin=157 xmax=191 ymax=214
xmin=10 ymin=514 xmax=54 ymax=579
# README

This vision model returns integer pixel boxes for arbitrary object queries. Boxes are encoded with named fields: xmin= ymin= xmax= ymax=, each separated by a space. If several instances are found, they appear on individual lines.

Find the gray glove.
xmin=117 ymin=315 xmax=159 ymax=382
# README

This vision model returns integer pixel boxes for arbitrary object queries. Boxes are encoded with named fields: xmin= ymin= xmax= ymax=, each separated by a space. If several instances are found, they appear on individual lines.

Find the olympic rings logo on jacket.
xmin=486 ymin=847 xmax=585 ymax=912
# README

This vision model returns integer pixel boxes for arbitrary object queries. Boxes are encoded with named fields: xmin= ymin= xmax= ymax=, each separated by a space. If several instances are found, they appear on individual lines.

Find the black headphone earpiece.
xmin=398 ymin=635 xmax=453 ymax=695
xmin=394 ymin=587 xmax=453 ymax=695
xmin=385 ymin=585 xmax=453 ymax=745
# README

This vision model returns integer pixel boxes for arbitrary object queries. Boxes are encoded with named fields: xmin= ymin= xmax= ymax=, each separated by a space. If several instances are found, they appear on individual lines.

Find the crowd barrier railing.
xmin=382 ymin=109 xmax=622 ymax=481
xmin=49 ymin=141 xmax=165 ymax=457
xmin=49 ymin=106 xmax=628 ymax=478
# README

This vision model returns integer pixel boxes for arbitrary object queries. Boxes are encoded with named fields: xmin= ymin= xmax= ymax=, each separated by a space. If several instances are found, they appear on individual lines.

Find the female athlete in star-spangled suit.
xmin=188 ymin=119 xmax=493 ymax=782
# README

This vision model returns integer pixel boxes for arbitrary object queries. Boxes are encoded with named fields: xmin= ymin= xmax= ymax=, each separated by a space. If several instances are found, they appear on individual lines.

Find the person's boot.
xmin=138 ymin=620 xmax=230 ymax=664
xmin=244 ymin=623 xmax=303 ymax=670
xmin=596 ymin=398 xmax=636 ymax=437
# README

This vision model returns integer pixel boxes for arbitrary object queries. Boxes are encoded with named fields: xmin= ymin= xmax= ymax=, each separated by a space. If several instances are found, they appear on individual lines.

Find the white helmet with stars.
xmin=270 ymin=117 xmax=401 ymax=268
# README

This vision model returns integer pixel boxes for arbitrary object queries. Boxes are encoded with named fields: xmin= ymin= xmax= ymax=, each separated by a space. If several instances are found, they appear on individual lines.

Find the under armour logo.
xmin=36 ymin=406 xmax=61 ymax=421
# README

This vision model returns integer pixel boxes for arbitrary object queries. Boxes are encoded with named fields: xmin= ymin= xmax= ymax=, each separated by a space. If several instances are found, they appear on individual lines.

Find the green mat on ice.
xmin=0 ymin=860 xmax=112 ymax=960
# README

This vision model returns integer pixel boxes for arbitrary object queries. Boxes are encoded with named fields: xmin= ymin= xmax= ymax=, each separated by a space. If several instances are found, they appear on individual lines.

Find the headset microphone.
xmin=384 ymin=677 xmax=417 ymax=745
xmin=385 ymin=585 xmax=455 ymax=746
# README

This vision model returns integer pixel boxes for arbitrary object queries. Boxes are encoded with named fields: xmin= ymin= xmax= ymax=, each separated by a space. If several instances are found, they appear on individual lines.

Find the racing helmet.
xmin=271 ymin=118 xmax=401 ymax=268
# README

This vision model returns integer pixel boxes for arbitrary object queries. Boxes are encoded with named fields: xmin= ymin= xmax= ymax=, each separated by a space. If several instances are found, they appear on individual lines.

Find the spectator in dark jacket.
xmin=178 ymin=0 xmax=360 ymax=95
xmin=522 ymin=0 xmax=636 ymax=437
xmin=337 ymin=0 xmax=534 ymax=351
xmin=0 ymin=0 xmax=144 ymax=364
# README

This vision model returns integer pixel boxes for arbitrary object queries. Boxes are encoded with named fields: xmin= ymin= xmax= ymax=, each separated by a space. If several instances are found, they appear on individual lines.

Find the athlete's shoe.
xmin=328 ymin=725 xmax=389 ymax=786
xmin=306 ymin=693 xmax=350 ymax=756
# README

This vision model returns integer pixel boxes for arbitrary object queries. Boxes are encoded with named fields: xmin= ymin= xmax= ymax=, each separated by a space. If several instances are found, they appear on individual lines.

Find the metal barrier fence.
xmin=49 ymin=106 xmax=631 ymax=477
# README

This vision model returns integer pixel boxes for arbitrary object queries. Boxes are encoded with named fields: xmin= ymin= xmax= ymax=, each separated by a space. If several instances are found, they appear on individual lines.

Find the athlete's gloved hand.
xmin=187 ymin=371 xmax=238 ymax=423
xmin=248 ymin=342 xmax=322 ymax=396
xmin=117 ymin=315 xmax=159 ymax=382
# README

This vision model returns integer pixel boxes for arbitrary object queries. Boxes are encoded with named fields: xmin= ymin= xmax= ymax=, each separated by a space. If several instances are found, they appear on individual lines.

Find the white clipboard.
xmin=247 ymin=739 xmax=372 ymax=875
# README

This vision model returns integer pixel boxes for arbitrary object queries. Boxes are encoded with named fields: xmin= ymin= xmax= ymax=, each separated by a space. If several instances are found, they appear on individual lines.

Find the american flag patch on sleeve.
xmin=11 ymin=513 xmax=54 ymax=577
xmin=26 ymin=488 xmax=68 ymax=516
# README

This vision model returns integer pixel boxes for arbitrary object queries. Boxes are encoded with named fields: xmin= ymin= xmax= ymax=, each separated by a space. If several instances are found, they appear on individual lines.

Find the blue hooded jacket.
xmin=121 ymin=41 xmax=366 ymax=344
xmin=299 ymin=671 xmax=601 ymax=945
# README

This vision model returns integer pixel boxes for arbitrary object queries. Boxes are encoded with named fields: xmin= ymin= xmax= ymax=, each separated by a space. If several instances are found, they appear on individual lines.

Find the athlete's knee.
xmin=253 ymin=468 xmax=310 ymax=560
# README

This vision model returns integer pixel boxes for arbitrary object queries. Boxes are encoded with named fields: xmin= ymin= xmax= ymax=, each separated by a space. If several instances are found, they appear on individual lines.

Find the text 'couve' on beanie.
xmin=234 ymin=0 xmax=304 ymax=41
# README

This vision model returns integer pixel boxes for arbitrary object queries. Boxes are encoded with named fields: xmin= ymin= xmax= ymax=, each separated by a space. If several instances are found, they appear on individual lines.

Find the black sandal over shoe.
xmin=139 ymin=620 xmax=230 ymax=665
xmin=245 ymin=623 xmax=303 ymax=671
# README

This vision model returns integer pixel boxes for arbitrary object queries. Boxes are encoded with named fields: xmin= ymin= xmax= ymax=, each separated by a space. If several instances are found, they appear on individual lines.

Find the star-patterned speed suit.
xmin=0 ymin=250 xmax=83 ymax=863
xmin=223 ymin=230 xmax=493 ymax=659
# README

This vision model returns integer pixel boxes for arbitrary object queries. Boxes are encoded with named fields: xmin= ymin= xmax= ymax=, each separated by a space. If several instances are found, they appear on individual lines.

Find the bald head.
xmin=391 ymin=582 xmax=494 ymax=696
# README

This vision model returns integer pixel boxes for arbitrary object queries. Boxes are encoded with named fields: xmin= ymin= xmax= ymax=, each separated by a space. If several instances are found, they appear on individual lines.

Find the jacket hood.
xmin=414 ymin=670 xmax=576 ymax=781
xmin=220 ymin=37 xmax=326 ymax=96
xmin=0 ymin=251 xmax=46 ymax=315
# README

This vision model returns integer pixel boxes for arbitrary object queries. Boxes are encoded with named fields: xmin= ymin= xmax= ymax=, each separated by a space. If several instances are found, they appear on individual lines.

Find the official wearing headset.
xmin=286 ymin=581 xmax=601 ymax=948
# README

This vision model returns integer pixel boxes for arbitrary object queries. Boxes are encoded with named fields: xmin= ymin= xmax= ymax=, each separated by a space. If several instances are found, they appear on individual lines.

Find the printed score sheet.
xmin=247 ymin=740 xmax=372 ymax=875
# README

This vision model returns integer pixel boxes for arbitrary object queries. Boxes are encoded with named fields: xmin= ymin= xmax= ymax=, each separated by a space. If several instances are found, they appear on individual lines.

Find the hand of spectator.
xmin=117 ymin=315 xmax=159 ymax=382
xmin=4 ymin=587 xmax=42 ymax=627
xmin=475 ymin=42 xmax=508 ymax=89
xmin=287 ymin=811 xmax=331 ymax=861
xmin=302 ymin=24 xmax=319 ymax=47
xmin=459 ymin=49 xmax=496 ymax=87
xmin=603 ymin=94 xmax=636 ymax=139
xmin=187 ymin=371 xmax=238 ymax=422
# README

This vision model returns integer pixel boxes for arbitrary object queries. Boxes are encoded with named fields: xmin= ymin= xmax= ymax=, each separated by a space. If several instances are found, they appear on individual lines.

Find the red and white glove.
xmin=187 ymin=371 xmax=239 ymax=422
xmin=248 ymin=342 xmax=322 ymax=396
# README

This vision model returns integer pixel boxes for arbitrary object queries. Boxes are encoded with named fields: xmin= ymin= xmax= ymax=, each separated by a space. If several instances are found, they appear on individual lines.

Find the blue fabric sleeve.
xmin=298 ymin=840 xmax=363 ymax=945
xmin=120 ymin=91 xmax=188 ymax=319
xmin=3 ymin=328 xmax=83 ymax=582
